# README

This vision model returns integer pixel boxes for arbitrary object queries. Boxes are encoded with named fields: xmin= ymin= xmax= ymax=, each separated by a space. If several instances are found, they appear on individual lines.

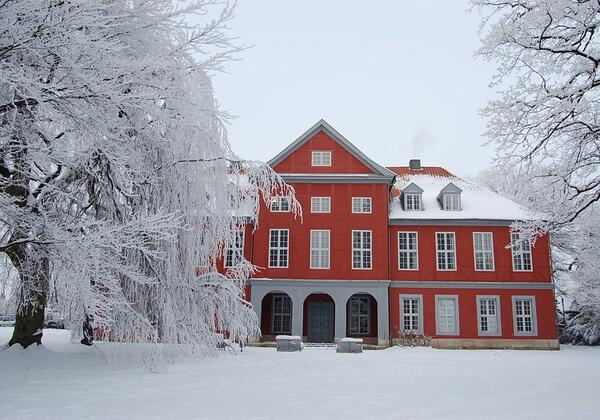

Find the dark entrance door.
xmin=307 ymin=301 xmax=334 ymax=343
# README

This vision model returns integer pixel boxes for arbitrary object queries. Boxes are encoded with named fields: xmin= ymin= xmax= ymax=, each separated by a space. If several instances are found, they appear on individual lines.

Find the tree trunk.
xmin=80 ymin=313 xmax=94 ymax=346
xmin=7 ymin=247 xmax=49 ymax=348
xmin=9 ymin=292 xmax=47 ymax=348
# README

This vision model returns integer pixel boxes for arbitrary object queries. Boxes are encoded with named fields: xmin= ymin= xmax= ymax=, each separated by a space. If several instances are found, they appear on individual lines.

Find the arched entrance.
xmin=260 ymin=292 xmax=292 ymax=340
xmin=346 ymin=293 xmax=378 ymax=344
xmin=303 ymin=293 xmax=335 ymax=343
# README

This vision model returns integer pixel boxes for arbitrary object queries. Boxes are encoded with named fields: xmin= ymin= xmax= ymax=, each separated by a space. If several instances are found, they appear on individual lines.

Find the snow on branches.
xmin=0 ymin=0 xmax=297 ymax=354
xmin=474 ymin=0 xmax=600 ymax=228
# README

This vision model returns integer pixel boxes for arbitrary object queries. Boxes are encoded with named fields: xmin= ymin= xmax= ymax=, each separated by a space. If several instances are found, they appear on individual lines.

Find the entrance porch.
xmin=250 ymin=279 xmax=390 ymax=346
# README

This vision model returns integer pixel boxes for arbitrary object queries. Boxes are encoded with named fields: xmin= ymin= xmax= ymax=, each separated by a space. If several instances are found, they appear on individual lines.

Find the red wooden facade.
xmin=229 ymin=120 xmax=558 ymax=349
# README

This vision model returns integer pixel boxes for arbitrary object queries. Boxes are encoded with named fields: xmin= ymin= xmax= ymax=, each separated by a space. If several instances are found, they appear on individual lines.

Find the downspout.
xmin=387 ymin=176 xmax=396 ymax=347
xmin=388 ymin=222 xmax=392 ymax=347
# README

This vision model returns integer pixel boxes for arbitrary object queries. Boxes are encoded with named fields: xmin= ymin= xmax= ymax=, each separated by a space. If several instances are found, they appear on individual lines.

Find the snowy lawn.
xmin=1 ymin=328 xmax=599 ymax=420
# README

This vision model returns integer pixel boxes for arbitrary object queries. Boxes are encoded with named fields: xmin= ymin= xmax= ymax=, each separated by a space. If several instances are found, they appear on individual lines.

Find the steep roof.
xmin=388 ymin=166 xmax=536 ymax=221
xmin=268 ymin=119 xmax=397 ymax=180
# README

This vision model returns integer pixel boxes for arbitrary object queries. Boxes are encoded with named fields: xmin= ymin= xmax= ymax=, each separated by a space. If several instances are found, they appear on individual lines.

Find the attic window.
xmin=400 ymin=182 xmax=424 ymax=211
xmin=404 ymin=193 xmax=422 ymax=211
xmin=442 ymin=193 xmax=461 ymax=211
xmin=312 ymin=151 xmax=331 ymax=166
xmin=437 ymin=182 xmax=463 ymax=211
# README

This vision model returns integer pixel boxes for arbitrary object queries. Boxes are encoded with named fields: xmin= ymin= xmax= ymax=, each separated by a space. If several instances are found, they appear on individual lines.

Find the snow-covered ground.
xmin=1 ymin=328 xmax=598 ymax=420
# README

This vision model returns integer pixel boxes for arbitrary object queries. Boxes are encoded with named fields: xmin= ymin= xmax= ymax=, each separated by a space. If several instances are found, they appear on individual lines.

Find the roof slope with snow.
xmin=388 ymin=166 xmax=535 ymax=221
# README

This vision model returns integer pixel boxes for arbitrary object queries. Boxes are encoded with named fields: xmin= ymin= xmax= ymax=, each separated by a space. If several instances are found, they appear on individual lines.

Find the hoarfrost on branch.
xmin=0 ymin=0 xmax=299 ymax=353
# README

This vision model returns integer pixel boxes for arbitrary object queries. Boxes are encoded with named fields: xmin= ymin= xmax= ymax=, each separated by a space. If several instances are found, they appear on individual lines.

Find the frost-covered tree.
xmin=474 ymin=0 xmax=600 ymax=230
xmin=477 ymin=167 xmax=600 ymax=345
xmin=0 ymin=0 xmax=298 ymax=351
xmin=474 ymin=0 xmax=600 ymax=345
xmin=561 ymin=210 xmax=600 ymax=345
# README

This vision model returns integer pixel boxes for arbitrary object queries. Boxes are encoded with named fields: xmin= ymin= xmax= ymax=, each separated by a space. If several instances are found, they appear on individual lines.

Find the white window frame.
xmin=272 ymin=294 xmax=292 ymax=334
xmin=351 ymin=197 xmax=372 ymax=214
xmin=512 ymin=296 xmax=538 ymax=336
xmin=477 ymin=295 xmax=502 ymax=336
xmin=310 ymin=197 xmax=331 ymax=213
xmin=352 ymin=230 xmax=372 ymax=270
xmin=436 ymin=232 xmax=457 ymax=271
xmin=511 ymin=233 xmax=533 ymax=272
xmin=348 ymin=295 xmax=371 ymax=335
xmin=311 ymin=151 xmax=332 ymax=167
xmin=398 ymin=231 xmax=419 ymax=271
xmin=270 ymin=196 xmax=291 ymax=212
xmin=224 ymin=228 xmax=245 ymax=268
xmin=473 ymin=232 xmax=495 ymax=271
xmin=435 ymin=295 xmax=460 ymax=336
xmin=404 ymin=193 xmax=422 ymax=211
xmin=310 ymin=229 xmax=330 ymax=269
xmin=442 ymin=193 xmax=461 ymax=211
xmin=400 ymin=294 xmax=423 ymax=334
xmin=268 ymin=229 xmax=289 ymax=268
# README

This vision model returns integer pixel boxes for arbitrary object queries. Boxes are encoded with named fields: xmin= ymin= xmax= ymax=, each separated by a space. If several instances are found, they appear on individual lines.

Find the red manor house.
xmin=230 ymin=120 xmax=559 ymax=350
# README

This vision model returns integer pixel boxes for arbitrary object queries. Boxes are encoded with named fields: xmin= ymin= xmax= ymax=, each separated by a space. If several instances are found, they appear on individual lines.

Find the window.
xmin=512 ymin=296 xmax=537 ymax=336
xmin=311 ymin=151 xmax=332 ymax=166
xmin=270 ymin=196 xmax=291 ymax=212
xmin=224 ymin=229 xmax=244 ymax=268
xmin=351 ymin=197 xmax=372 ymax=213
xmin=477 ymin=296 xmax=501 ymax=336
xmin=442 ymin=193 xmax=461 ymax=210
xmin=436 ymin=232 xmax=456 ymax=271
xmin=272 ymin=294 xmax=292 ymax=334
xmin=268 ymin=229 xmax=289 ymax=268
xmin=398 ymin=231 xmax=419 ymax=270
xmin=404 ymin=193 xmax=422 ymax=211
xmin=352 ymin=230 xmax=372 ymax=269
xmin=311 ymin=197 xmax=331 ymax=213
xmin=348 ymin=295 xmax=370 ymax=335
xmin=400 ymin=295 xmax=423 ymax=334
xmin=435 ymin=295 xmax=459 ymax=335
xmin=310 ymin=230 xmax=330 ymax=269
xmin=473 ymin=232 xmax=495 ymax=271
xmin=511 ymin=233 xmax=533 ymax=271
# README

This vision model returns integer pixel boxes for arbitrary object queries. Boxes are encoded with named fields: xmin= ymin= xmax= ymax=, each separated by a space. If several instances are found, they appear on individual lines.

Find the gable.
xmin=269 ymin=120 xmax=397 ymax=178
xmin=273 ymin=130 xmax=374 ymax=174
xmin=402 ymin=182 xmax=424 ymax=194
xmin=437 ymin=182 xmax=463 ymax=197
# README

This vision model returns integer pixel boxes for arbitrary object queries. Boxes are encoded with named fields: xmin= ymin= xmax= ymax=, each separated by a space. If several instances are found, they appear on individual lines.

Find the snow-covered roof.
xmin=388 ymin=167 xmax=536 ymax=221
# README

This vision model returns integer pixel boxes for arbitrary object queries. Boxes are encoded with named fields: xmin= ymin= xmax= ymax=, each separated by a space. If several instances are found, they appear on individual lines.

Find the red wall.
xmin=389 ymin=225 xmax=552 ymax=282
xmin=252 ymin=182 xmax=390 ymax=280
xmin=273 ymin=130 xmax=373 ymax=174
xmin=390 ymin=288 xmax=557 ymax=339
xmin=243 ymin=125 xmax=558 ymax=343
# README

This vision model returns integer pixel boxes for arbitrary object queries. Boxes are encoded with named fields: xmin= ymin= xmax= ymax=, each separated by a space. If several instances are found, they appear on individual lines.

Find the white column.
xmin=249 ymin=288 xmax=267 ymax=344
xmin=290 ymin=292 xmax=304 ymax=337
xmin=375 ymin=290 xmax=390 ymax=346
xmin=332 ymin=293 xmax=347 ymax=342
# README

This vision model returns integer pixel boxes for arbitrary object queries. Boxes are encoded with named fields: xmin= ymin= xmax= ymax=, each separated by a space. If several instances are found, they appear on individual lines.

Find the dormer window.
xmin=311 ymin=151 xmax=331 ymax=166
xmin=400 ymin=183 xmax=424 ymax=211
xmin=405 ymin=194 xmax=422 ymax=210
xmin=442 ymin=193 xmax=460 ymax=211
xmin=437 ymin=182 xmax=463 ymax=211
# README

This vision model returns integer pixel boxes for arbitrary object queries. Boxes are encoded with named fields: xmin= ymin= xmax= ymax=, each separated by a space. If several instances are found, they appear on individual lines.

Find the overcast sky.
xmin=212 ymin=0 xmax=497 ymax=177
